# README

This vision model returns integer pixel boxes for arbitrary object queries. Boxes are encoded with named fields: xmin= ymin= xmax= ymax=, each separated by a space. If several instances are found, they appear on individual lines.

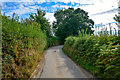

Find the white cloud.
xmin=77 ymin=0 xmax=118 ymax=25
xmin=45 ymin=0 xmax=81 ymax=3
xmin=44 ymin=13 xmax=56 ymax=25
xmin=0 ymin=0 xmax=89 ymax=3
xmin=79 ymin=0 xmax=118 ymax=15
xmin=1 ymin=0 xmax=119 ymax=25
xmin=60 ymin=5 xmax=71 ymax=9
xmin=23 ymin=2 xmax=35 ymax=5
xmin=6 ymin=4 xmax=37 ymax=16
xmin=90 ymin=11 xmax=117 ymax=24
xmin=52 ymin=4 xmax=60 ymax=8
xmin=52 ymin=4 xmax=73 ymax=10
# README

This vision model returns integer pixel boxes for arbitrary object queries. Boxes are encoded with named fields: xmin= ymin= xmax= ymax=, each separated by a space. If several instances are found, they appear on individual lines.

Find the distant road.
xmin=38 ymin=46 xmax=93 ymax=78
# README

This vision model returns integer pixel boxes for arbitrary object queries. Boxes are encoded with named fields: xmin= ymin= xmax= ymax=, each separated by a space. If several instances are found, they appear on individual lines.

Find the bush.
xmin=46 ymin=36 xmax=59 ymax=48
xmin=2 ymin=15 xmax=47 ymax=78
xmin=64 ymin=33 xmax=120 ymax=79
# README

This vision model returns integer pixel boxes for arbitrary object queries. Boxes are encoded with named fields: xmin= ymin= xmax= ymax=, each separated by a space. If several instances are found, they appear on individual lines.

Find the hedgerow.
xmin=2 ymin=15 xmax=47 ymax=78
xmin=46 ymin=36 xmax=59 ymax=48
xmin=63 ymin=30 xmax=120 ymax=79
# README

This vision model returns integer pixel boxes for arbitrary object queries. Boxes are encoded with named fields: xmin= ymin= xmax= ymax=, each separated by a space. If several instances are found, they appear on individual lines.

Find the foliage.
xmin=64 ymin=31 xmax=120 ymax=79
xmin=53 ymin=8 xmax=94 ymax=44
xmin=113 ymin=14 xmax=120 ymax=36
xmin=2 ymin=6 xmax=61 ymax=78
xmin=2 ymin=13 xmax=47 ymax=78
xmin=114 ymin=14 xmax=120 ymax=24
xmin=46 ymin=36 xmax=59 ymax=48
xmin=29 ymin=9 xmax=52 ymax=37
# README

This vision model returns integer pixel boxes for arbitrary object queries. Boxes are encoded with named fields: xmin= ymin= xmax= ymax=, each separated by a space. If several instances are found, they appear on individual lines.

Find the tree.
xmin=114 ymin=14 xmax=120 ymax=36
xmin=29 ymin=9 xmax=51 ymax=37
xmin=53 ymin=8 xmax=94 ymax=44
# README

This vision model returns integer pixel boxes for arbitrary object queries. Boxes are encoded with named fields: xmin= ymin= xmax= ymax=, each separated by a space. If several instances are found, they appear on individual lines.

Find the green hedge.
xmin=2 ymin=15 xmax=47 ymax=78
xmin=64 ymin=34 xmax=120 ymax=79
xmin=46 ymin=36 xmax=59 ymax=48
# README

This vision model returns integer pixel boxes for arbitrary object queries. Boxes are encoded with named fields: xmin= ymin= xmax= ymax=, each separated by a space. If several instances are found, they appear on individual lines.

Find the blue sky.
xmin=1 ymin=0 xmax=119 ymax=26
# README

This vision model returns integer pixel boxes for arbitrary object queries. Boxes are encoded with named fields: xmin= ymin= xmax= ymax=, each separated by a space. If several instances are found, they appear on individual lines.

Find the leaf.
xmin=105 ymin=65 xmax=115 ymax=71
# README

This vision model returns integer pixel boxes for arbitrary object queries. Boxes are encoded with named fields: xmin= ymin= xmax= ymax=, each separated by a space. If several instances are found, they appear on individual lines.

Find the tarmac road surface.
xmin=39 ymin=46 xmax=93 ymax=78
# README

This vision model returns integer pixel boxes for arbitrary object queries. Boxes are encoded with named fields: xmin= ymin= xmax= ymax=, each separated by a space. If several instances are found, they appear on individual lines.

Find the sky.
xmin=1 ymin=0 xmax=119 ymax=27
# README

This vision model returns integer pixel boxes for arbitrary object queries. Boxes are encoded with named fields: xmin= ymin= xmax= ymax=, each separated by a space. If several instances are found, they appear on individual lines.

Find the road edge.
xmin=30 ymin=50 xmax=47 ymax=78
xmin=62 ymin=46 xmax=95 ymax=78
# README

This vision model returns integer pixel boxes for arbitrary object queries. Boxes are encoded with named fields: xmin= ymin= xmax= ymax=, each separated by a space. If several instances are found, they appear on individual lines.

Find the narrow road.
xmin=39 ymin=46 xmax=93 ymax=78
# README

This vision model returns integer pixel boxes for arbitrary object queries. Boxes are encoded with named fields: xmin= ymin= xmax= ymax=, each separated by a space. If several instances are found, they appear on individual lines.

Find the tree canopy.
xmin=114 ymin=14 xmax=120 ymax=36
xmin=114 ymin=14 xmax=120 ymax=24
xmin=29 ymin=9 xmax=52 ymax=37
xmin=53 ymin=8 xmax=94 ymax=44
